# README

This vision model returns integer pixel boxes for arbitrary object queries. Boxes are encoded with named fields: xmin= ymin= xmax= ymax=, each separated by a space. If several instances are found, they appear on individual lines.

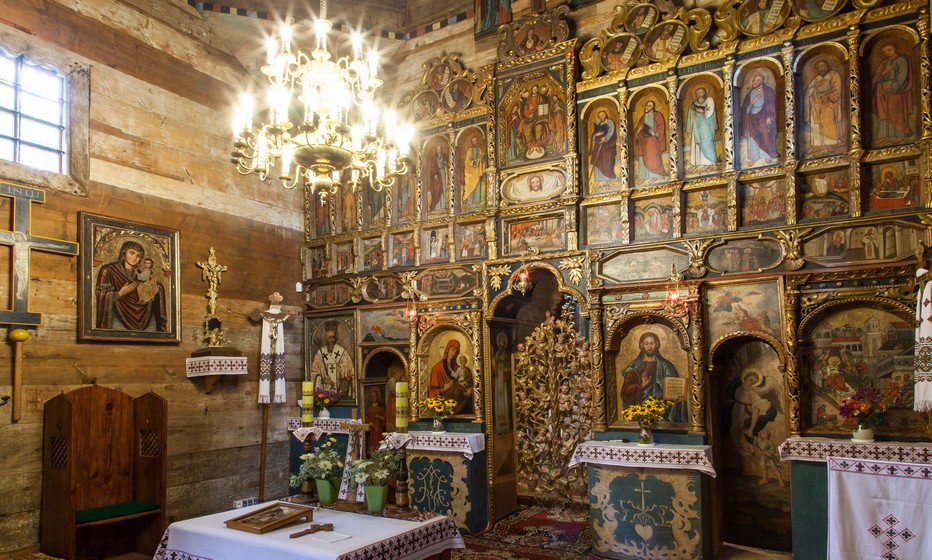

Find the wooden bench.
xmin=41 ymin=385 xmax=167 ymax=559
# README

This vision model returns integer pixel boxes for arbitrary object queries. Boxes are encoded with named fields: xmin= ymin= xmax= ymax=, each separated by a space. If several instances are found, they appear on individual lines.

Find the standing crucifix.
xmin=195 ymin=247 xmax=227 ymax=346
xmin=0 ymin=183 xmax=79 ymax=422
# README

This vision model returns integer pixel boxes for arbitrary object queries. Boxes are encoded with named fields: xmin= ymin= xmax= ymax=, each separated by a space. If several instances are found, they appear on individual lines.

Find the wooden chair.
xmin=41 ymin=385 xmax=167 ymax=559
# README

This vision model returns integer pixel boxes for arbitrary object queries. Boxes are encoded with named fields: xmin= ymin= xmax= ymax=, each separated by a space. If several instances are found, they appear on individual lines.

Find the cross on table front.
xmin=0 ymin=183 xmax=79 ymax=326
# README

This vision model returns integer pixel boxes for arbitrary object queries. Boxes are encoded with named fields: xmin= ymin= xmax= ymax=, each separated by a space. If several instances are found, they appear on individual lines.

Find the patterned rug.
xmin=453 ymin=503 xmax=599 ymax=560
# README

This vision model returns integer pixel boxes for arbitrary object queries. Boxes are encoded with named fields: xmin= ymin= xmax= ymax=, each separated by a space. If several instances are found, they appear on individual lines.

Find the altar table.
xmin=154 ymin=503 xmax=464 ymax=560
xmin=570 ymin=441 xmax=715 ymax=559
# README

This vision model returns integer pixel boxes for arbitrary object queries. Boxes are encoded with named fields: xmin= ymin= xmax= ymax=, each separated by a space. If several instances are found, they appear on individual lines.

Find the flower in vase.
xmin=838 ymin=386 xmax=888 ymax=427
xmin=621 ymin=396 xmax=673 ymax=427
xmin=290 ymin=437 xmax=344 ymax=487
xmin=313 ymin=386 xmax=339 ymax=410
xmin=417 ymin=396 xmax=457 ymax=420
xmin=345 ymin=448 xmax=399 ymax=486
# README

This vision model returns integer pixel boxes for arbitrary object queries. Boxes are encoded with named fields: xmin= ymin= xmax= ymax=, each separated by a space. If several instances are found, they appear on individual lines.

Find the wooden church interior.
xmin=2 ymin=0 xmax=932 ymax=558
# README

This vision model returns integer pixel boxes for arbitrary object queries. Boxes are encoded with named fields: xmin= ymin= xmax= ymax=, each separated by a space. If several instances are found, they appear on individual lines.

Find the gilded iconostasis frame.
xmin=298 ymin=0 xmax=932 ymax=521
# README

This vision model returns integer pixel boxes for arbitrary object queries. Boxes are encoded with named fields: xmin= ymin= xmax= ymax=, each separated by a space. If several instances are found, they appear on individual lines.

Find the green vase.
xmin=315 ymin=477 xmax=339 ymax=506
xmin=364 ymin=484 xmax=388 ymax=513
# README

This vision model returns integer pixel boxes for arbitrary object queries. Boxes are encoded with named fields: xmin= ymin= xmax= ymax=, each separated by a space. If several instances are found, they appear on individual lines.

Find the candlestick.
xmin=302 ymin=381 xmax=314 ymax=424
xmin=395 ymin=382 xmax=408 ymax=429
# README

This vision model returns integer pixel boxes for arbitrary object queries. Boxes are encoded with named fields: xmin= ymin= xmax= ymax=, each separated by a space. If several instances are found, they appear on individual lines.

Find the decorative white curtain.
xmin=828 ymin=457 xmax=932 ymax=560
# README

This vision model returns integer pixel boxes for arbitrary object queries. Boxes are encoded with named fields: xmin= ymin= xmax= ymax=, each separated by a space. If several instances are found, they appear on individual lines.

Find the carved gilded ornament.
xmin=681 ymin=239 xmax=711 ymax=278
xmin=559 ymin=256 xmax=586 ymax=286
xmin=497 ymin=5 xmax=571 ymax=64
xmin=775 ymin=228 xmax=809 ymax=271
xmin=512 ymin=306 xmax=592 ymax=501
xmin=403 ymin=54 xmax=485 ymax=124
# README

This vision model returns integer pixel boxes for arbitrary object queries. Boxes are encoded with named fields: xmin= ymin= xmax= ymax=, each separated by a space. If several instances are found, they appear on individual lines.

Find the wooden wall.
xmin=0 ymin=1 xmax=304 ymax=555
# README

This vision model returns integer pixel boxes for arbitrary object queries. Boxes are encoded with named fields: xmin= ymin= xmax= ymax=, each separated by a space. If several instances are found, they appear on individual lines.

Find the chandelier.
xmin=230 ymin=0 xmax=413 ymax=202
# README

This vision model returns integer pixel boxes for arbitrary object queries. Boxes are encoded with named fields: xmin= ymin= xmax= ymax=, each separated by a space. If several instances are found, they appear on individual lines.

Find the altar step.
xmin=721 ymin=542 xmax=793 ymax=559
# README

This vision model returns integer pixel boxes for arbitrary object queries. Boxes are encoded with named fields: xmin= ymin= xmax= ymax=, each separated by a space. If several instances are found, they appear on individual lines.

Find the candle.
xmin=302 ymin=382 xmax=314 ymax=424
xmin=395 ymin=382 xmax=408 ymax=429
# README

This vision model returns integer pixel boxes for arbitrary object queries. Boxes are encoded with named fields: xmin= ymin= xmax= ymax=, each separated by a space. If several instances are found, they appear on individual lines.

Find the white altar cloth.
xmin=569 ymin=440 xmax=716 ymax=477
xmin=154 ymin=503 xmax=464 ymax=560
xmin=382 ymin=431 xmax=486 ymax=459
xmin=828 ymin=457 xmax=932 ymax=560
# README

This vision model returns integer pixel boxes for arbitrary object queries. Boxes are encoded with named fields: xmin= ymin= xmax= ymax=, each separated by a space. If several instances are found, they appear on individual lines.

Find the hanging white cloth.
xmin=828 ymin=456 xmax=932 ymax=560
xmin=259 ymin=305 xmax=287 ymax=404
xmin=915 ymin=267 xmax=932 ymax=412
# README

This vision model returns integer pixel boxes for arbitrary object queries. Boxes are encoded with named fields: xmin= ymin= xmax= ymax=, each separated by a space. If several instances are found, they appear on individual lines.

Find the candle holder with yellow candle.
xmin=292 ymin=381 xmax=318 ymax=504
xmin=386 ymin=381 xmax=419 ymax=518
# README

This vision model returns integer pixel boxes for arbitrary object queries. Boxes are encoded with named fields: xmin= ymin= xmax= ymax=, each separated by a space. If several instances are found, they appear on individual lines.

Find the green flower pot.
xmin=315 ymin=477 xmax=339 ymax=506
xmin=365 ymin=484 xmax=388 ymax=513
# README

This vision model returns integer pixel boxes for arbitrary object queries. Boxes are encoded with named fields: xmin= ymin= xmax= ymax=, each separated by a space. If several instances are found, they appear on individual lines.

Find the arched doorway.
xmin=708 ymin=336 xmax=792 ymax=553
xmin=362 ymin=348 xmax=407 ymax=455
xmin=487 ymin=267 xmax=589 ymax=518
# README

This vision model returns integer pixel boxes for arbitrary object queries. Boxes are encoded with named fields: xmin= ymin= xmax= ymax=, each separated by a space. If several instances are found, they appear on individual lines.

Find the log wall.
xmin=0 ymin=1 xmax=303 ymax=555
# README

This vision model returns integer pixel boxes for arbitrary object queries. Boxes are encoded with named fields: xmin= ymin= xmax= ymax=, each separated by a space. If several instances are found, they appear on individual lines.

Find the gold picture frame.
xmin=224 ymin=502 xmax=313 ymax=534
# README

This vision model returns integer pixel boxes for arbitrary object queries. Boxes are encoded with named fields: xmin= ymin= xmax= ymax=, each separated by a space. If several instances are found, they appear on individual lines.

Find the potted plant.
xmin=346 ymin=448 xmax=399 ymax=513
xmin=314 ymin=386 xmax=339 ymax=419
xmin=289 ymin=437 xmax=344 ymax=505
xmin=839 ymin=387 xmax=888 ymax=442
xmin=417 ymin=395 xmax=457 ymax=433
xmin=620 ymin=396 xmax=672 ymax=446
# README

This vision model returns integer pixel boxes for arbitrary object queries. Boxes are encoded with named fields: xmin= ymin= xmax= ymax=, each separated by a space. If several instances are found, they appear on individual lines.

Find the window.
xmin=0 ymin=50 xmax=67 ymax=174
xmin=0 ymin=37 xmax=88 ymax=197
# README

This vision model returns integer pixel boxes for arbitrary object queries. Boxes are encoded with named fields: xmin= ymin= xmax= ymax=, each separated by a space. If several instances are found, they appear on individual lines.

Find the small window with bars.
xmin=0 ymin=50 xmax=67 ymax=174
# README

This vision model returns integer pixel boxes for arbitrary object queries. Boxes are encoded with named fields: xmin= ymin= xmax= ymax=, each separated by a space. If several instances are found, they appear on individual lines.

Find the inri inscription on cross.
xmin=0 ymin=182 xmax=79 ymax=325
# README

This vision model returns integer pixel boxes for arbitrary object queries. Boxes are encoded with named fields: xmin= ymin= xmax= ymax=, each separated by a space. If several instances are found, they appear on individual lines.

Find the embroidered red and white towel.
xmin=828 ymin=456 xmax=932 ymax=560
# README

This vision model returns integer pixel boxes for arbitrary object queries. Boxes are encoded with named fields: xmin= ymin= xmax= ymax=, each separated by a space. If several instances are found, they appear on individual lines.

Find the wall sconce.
xmin=664 ymin=265 xmax=688 ymax=317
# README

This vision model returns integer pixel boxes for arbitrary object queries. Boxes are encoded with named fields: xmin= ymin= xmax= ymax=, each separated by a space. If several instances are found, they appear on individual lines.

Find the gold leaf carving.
xmin=489 ymin=265 xmax=511 ymax=291
xmin=559 ymin=256 xmax=585 ymax=286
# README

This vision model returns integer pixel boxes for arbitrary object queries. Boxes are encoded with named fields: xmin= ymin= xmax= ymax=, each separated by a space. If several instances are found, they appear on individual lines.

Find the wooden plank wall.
xmin=0 ymin=0 xmax=622 ymax=554
xmin=0 ymin=1 xmax=304 ymax=555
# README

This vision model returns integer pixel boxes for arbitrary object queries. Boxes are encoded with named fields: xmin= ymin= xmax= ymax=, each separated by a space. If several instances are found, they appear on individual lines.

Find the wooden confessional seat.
xmin=41 ymin=385 xmax=167 ymax=559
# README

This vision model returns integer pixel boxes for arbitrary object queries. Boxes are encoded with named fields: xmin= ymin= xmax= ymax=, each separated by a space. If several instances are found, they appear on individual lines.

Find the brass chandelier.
xmin=231 ymin=0 xmax=412 ymax=202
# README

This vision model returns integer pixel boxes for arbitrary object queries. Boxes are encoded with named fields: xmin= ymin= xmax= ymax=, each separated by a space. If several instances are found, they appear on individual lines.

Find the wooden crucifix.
xmin=0 ymin=183 xmax=79 ymax=422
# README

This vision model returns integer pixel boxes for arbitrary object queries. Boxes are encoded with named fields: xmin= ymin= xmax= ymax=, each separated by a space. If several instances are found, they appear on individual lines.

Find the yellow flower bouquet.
xmin=418 ymin=395 xmax=458 ymax=419
xmin=621 ymin=396 xmax=672 ymax=427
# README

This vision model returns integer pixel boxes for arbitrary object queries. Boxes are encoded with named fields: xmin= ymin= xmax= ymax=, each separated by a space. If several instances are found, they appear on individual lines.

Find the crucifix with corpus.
xmin=0 ymin=182 xmax=79 ymax=422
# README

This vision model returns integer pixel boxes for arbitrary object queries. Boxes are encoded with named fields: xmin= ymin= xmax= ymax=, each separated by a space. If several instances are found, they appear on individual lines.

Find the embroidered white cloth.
xmin=916 ymin=267 xmax=932 ymax=411
xmin=185 ymin=356 xmax=248 ymax=377
xmin=568 ymin=440 xmax=716 ymax=477
xmin=779 ymin=437 xmax=932 ymax=464
xmin=259 ymin=306 xmax=287 ymax=404
xmin=828 ymin=457 xmax=932 ymax=560
xmin=381 ymin=431 xmax=486 ymax=459
xmin=154 ymin=503 xmax=464 ymax=560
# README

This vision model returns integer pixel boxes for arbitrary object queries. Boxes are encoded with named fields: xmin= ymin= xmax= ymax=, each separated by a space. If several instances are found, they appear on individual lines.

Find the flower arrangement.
xmin=839 ymin=387 xmax=888 ymax=427
xmin=289 ymin=437 xmax=344 ymax=487
xmin=418 ymin=395 xmax=458 ymax=419
xmin=620 ymin=396 xmax=672 ymax=426
xmin=346 ymin=448 xmax=398 ymax=487
xmin=313 ymin=386 xmax=339 ymax=410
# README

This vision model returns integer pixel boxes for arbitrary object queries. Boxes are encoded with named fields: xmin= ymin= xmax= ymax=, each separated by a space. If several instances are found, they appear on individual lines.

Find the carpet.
xmin=453 ymin=503 xmax=599 ymax=560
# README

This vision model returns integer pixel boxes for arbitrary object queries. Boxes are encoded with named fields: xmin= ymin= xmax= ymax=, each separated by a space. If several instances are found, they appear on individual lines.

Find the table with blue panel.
xmin=385 ymin=431 xmax=487 ymax=534
xmin=570 ymin=440 xmax=716 ymax=560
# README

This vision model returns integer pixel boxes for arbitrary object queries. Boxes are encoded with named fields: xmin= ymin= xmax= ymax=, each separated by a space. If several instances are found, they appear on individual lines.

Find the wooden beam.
xmin=0 ymin=1 xmax=237 ymax=111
